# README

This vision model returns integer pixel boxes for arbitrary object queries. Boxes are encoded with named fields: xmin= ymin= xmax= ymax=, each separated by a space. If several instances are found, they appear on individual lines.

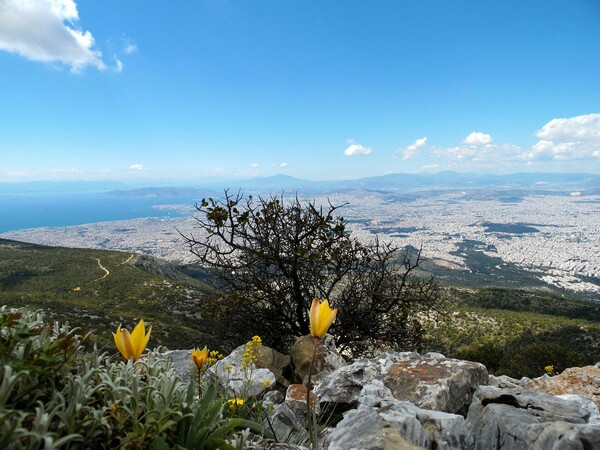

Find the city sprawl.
xmin=2 ymin=190 xmax=599 ymax=296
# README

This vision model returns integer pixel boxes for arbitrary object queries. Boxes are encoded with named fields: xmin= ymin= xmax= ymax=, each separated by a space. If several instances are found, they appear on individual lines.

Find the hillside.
xmin=0 ymin=238 xmax=215 ymax=350
xmin=424 ymin=286 xmax=600 ymax=377
xmin=2 ymin=237 xmax=600 ymax=378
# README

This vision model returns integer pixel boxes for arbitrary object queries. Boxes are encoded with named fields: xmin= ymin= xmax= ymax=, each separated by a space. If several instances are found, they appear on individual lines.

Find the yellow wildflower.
xmin=113 ymin=319 xmax=152 ymax=361
xmin=191 ymin=346 xmax=209 ymax=370
xmin=242 ymin=335 xmax=262 ymax=369
xmin=207 ymin=350 xmax=224 ymax=366
xmin=227 ymin=398 xmax=244 ymax=409
xmin=309 ymin=298 xmax=337 ymax=338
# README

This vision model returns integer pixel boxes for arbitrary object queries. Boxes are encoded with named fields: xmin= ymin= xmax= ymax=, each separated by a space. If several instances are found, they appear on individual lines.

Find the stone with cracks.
xmin=352 ymin=380 xmax=471 ymax=450
xmin=466 ymin=386 xmax=600 ymax=450
xmin=316 ymin=352 xmax=488 ymax=415
xmin=325 ymin=405 xmax=428 ymax=450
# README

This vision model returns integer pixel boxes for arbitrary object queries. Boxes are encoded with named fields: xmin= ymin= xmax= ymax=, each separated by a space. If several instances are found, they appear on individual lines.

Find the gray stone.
xmin=205 ymin=344 xmax=276 ymax=397
xmin=381 ymin=355 xmax=488 ymax=414
xmin=351 ymin=381 xmax=472 ymax=450
xmin=489 ymin=374 xmax=523 ymax=389
xmin=290 ymin=335 xmax=347 ymax=385
xmin=263 ymin=403 xmax=307 ymax=444
xmin=160 ymin=349 xmax=194 ymax=384
xmin=423 ymin=352 xmax=446 ymax=359
xmin=316 ymin=352 xmax=487 ymax=415
xmin=466 ymin=386 xmax=600 ymax=450
xmin=325 ymin=405 xmax=429 ymax=450
xmin=256 ymin=345 xmax=292 ymax=387
xmin=262 ymin=390 xmax=285 ymax=410
xmin=556 ymin=394 xmax=600 ymax=424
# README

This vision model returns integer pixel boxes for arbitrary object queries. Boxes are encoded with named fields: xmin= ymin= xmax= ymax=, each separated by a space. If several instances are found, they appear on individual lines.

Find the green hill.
xmin=423 ymin=286 xmax=600 ymax=377
xmin=0 ymin=238 xmax=215 ymax=351
xmin=2 ymin=237 xmax=600 ymax=378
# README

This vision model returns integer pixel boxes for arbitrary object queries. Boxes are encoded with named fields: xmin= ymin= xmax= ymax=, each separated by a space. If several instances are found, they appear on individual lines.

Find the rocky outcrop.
xmin=316 ymin=351 xmax=487 ymax=415
xmin=325 ymin=380 xmax=471 ymax=450
xmin=164 ymin=342 xmax=600 ymax=449
xmin=527 ymin=363 xmax=600 ymax=409
xmin=466 ymin=386 xmax=600 ymax=450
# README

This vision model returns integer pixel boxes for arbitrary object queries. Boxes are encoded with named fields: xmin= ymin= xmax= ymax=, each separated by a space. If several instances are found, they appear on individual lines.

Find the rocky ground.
xmin=163 ymin=336 xmax=600 ymax=449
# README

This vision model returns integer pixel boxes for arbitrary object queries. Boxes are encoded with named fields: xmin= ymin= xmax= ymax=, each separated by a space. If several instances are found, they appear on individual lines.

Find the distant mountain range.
xmin=106 ymin=172 xmax=600 ymax=197
xmin=2 ymin=171 xmax=599 ymax=196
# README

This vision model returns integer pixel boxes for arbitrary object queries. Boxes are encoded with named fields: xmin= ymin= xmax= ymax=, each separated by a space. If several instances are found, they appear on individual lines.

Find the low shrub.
xmin=0 ymin=307 xmax=266 ymax=449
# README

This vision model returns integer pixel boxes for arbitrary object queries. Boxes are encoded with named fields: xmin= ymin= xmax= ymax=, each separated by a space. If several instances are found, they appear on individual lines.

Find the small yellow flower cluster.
xmin=227 ymin=398 xmax=244 ymax=409
xmin=207 ymin=350 xmax=224 ymax=366
xmin=544 ymin=365 xmax=556 ymax=376
xmin=242 ymin=335 xmax=262 ymax=369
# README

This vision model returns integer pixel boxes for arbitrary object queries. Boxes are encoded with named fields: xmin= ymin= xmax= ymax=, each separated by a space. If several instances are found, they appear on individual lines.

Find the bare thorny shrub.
xmin=180 ymin=190 xmax=443 ymax=357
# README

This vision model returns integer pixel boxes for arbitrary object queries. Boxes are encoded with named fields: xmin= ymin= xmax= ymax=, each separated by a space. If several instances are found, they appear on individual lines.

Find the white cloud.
xmin=115 ymin=58 xmax=123 ymax=72
xmin=420 ymin=164 xmax=440 ymax=172
xmin=525 ymin=140 xmax=599 ymax=161
xmin=463 ymin=131 xmax=493 ymax=146
xmin=123 ymin=41 xmax=137 ymax=55
xmin=0 ymin=0 xmax=106 ymax=73
xmin=524 ymin=113 xmax=600 ymax=161
xmin=402 ymin=137 xmax=428 ymax=160
xmin=129 ymin=164 xmax=144 ymax=171
xmin=250 ymin=163 xmax=259 ymax=168
xmin=536 ymin=113 xmax=600 ymax=141
xmin=344 ymin=140 xmax=373 ymax=156
xmin=279 ymin=162 xmax=288 ymax=168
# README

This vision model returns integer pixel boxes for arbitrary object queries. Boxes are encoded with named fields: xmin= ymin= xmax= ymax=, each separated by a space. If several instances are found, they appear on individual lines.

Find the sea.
xmin=0 ymin=192 xmax=198 ymax=233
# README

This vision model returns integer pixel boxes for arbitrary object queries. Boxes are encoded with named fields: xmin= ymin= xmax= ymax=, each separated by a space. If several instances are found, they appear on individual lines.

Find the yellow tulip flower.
xmin=309 ymin=298 xmax=338 ymax=338
xmin=113 ymin=319 xmax=152 ymax=361
xmin=191 ymin=346 xmax=209 ymax=370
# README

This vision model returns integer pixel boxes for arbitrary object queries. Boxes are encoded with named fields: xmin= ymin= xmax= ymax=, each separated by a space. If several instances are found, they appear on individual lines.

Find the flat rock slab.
xmin=383 ymin=357 xmax=488 ymax=414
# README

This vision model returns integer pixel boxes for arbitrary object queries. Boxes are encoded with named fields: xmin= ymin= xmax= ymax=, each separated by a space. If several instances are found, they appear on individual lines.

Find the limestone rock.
xmin=527 ymin=363 xmax=600 ymax=410
xmin=262 ymin=390 xmax=285 ymax=410
xmin=205 ymin=344 xmax=276 ymax=397
xmin=355 ymin=380 xmax=472 ymax=450
xmin=160 ymin=349 xmax=194 ymax=384
xmin=488 ymin=374 xmax=534 ymax=391
xmin=285 ymin=383 xmax=319 ymax=415
xmin=290 ymin=335 xmax=347 ymax=385
xmin=316 ymin=352 xmax=487 ymax=415
xmin=263 ymin=403 xmax=307 ymax=444
xmin=256 ymin=345 xmax=292 ymax=387
xmin=382 ymin=356 xmax=488 ymax=414
xmin=325 ymin=405 xmax=428 ymax=450
xmin=466 ymin=386 xmax=600 ymax=449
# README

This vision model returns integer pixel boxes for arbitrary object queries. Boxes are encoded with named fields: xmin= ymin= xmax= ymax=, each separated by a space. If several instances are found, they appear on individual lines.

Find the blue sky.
xmin=1 ymin=0 xmax=600 ymax=183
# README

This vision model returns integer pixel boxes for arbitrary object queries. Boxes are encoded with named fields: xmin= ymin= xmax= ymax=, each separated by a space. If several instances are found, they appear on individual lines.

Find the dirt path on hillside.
xmin=121 ymin=254 xmax=134 ymax=265
xmin=92 ymin=258 xmax=110 ymax=281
